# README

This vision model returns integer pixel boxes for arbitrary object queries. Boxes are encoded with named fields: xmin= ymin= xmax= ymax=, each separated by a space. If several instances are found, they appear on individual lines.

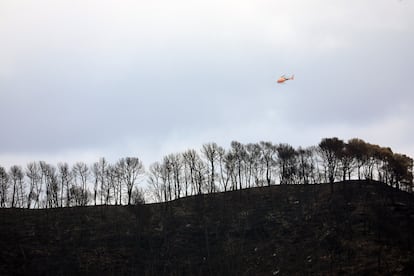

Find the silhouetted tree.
xmin=231 ymin=141 xmax=246 ymax=190
xmin=169 ymin=153 xmax=183 ymax=199
xmin=39 ymin=163 xmax=58 ymax=208
xmin=1 ymin=136 xmax=413 ymax=209
xmin=26 ymin=162 xmax=41 ymax=209
xmin=96 ymin=157 xmax=108 ymax=205
xmin=92 ymin=162 xmax=100 ymax=205
xmin=202 ymin=142 xmax=219 ymax=193
xmin=58 ymin=162 xmax=71 ymax=207
xmin=70 ymin=185 xmax=86 ymax=206
xmin=117 ymin=157 xmax=145 ymax=205
xmin=9 ymin=165 xmax=24 ymax=208
xmin=390 ymin=153 xmax=413 ymax=191
xmin=131 ymin=187 xmax=145 ymax=205
xmin=245 ymin=143 xmax=262 ymax=187
xmin=72 ymin=162 xmax=89 ymax=206
xmin=48 ymin=170 xmax=59 ymax=208
xmin=319 ymin=137 xmax=344 ymax=192
xmin=161 ymin=155 xmax=173 ymax=201
xmin=297 ymin=146 xmax=314 ymax=184
xmin=218 ymin=146 xmax=232 ymax=192
xmin=339 ymin=143 xmax=355 ymax=181
xmin=277 ymin=143 xmax=297 ymax=184
xmin=194 ymin=156 xmax=206 ymax=194
xmin=106 ymin=165 xmax=117 ymax=205
xmin=260 ymin=141 xmax=276 ymax=186
xmin=347 ymin=138 xmax=368 ymax=180
xmin=374 ymin=146 xmax=393 ymax=184
xmin=0 ymin=166 xmax=9 ymax=207
xmin=362 ymin=143 xmax=377 ymax=180
xmin=148 ymin=162 xmax=165 ymax=202
xmin=183 ymin=149 xmax=200 ymax=195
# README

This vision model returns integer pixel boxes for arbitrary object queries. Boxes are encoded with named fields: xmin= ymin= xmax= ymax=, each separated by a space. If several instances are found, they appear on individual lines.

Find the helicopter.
xmin=277 ymin=74 xmax=294 ymax=84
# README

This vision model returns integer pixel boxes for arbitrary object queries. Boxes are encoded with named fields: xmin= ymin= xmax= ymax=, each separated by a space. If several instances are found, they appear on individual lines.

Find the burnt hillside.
xmin=1 ymin=180 xmax=414 ymax=275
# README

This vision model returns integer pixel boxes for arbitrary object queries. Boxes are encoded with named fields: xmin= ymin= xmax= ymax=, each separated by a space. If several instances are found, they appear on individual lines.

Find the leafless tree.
xmin=9 ymin=165 xmax=24 ymax=208
xmin=260 ymin=141 xmax=276 ymax=186
xmin=202 ymin=142 xmax=219 ymax=193
xmin=0 ymin=166 xmax=9 ymax=207
xmin=339 ymin=144 xmax=355 ymax=181
xmin=277 ymin=143 xmax=297 ymax=185
xmin=116 ymin=157 xmax=145 ymax=205
xmin=92 ymin=162 xmax=99 ymax=205
xmin=245 ymin=143 xmax=261 ymax=188
xmin=131 ymin=187 xmax=145 ymax=205
xmin=216 ymin=145 xmax=230 ymax=191
xmin=230 ymin=141 xmax=246 ymax=190
xmin=169 ymin=153 xmax=183 ymax=199
xmin=58 ymin=162 xmax=72 ymax=207
xmin=224 ymin=152 xmax=237 ymax=191
xmin=296 ymin=147 xmax=314 ymax=184
xmin=96 ymin=157 xmax=108 ymax=204
xmin=105 ymin=165 xmax=117 ymax=205
xmin=38 ymin=163 xmax=59 ymax=208
xmin=183 ymin=149 xmax=199 ymax=195
xmin=72 ymin=162 xmax=89 ymax=206
xmin=26 ymin=162 xmax=41 ymax=208
xmin=148 ymin=162 xmax=165 ymax=202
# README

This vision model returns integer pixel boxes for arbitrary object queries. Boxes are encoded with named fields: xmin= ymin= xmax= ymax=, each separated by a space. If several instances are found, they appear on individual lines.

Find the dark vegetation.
xmin=1 ymin=180 xmax=414 ymax=275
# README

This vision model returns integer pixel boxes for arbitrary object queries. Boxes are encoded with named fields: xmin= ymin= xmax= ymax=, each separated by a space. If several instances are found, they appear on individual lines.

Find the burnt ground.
xmin=1 ymin=180 xmax=414 ymax=275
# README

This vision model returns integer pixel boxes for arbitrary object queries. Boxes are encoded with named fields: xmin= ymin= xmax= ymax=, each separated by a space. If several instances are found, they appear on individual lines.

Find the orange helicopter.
xmin=277 ymin=74 xmax=294 ymax=84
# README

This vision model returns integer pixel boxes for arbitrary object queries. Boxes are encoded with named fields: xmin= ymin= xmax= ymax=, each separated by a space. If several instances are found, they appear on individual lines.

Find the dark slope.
xmin=1 ymin=180 xmax=414 ymax=275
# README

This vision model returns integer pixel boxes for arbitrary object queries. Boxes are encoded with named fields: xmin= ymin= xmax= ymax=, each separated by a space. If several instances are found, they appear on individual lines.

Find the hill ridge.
xmin=1 ymin=180 xmax=413 ymax=275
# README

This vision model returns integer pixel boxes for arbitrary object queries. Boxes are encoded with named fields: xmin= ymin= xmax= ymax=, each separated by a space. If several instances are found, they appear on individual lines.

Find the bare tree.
xmin=0 ymin=166 xmax=9 ymax=207
xmin=26 ymin=162 xmax=41 ymax=208
xmin=339 ymin=143 xmax=355 ymax=181
xmin=297 ymin=147 xmax=314 ymax=184
xmin=217 ymin=145 xmax=230 ymax=191
xmin=117 ymin=157 xmax=145 ymax=205
xmin=183 ymin=149 xmax=198 ymax=195
xmin=9 ymin=165 xmax=24 ymax=208
xmin=277 ymin=143 xmax=297 ymax=185
xmin=202 ymin=142 xmax=219 ymax=193
xmin=148 ymin=162 xmax=165 ymax=202
xmin=48 ymin=169 xmax=59 ymax=208
xmin=260 ymin=141 xmax=276 ymax=186
xmin=92 ymin=162 xmax=99 ymax=205
xmin=245 ymin=143 xmax=262 ymax=188
xmin=224 ymin=152 xmax=237 ymax=191
xmin=72 ymin=162 xmax=89 ymax=206
xmin=194 ymin=156 xmax=206 ymax=195
xmin=230 ymin=141 xmax=246 ymax=190
xmin=58 ymin=163 xmax=72 ymax=207
xmin=106 ymin=165 xmax=117 ymax=205
xmin=97 ymin=157 xmax=108 ymax=204
xmin=169 ymin=153 xmax=183 ymax=199
xmin=131 ymin=187 xmax=145 ymax=205
xmin=39 ymin=161 xmax=58 ymax=208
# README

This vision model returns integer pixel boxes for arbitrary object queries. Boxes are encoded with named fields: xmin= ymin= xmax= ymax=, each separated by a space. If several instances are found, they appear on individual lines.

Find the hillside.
xmin=1 ymin=180 xmax=414 ymax=275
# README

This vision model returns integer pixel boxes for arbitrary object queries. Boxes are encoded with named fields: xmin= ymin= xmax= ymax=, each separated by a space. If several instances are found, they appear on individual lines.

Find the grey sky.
xmin=1 ymin=0 xmax=413 ymax=168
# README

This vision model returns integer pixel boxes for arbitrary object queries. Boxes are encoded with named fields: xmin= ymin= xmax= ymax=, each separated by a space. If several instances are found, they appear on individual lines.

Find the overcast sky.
xmin=1 ymin=0 xmax=413 ymax=168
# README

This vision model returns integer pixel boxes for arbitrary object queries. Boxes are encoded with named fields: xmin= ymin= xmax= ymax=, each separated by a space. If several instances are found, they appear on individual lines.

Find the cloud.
xmin=0 ymin=0 xmax=413 ymax=167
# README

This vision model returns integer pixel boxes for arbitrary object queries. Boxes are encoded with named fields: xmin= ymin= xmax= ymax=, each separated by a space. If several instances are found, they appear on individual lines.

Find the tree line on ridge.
xmin=0 ymin=137 xmax=412 ymax=208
